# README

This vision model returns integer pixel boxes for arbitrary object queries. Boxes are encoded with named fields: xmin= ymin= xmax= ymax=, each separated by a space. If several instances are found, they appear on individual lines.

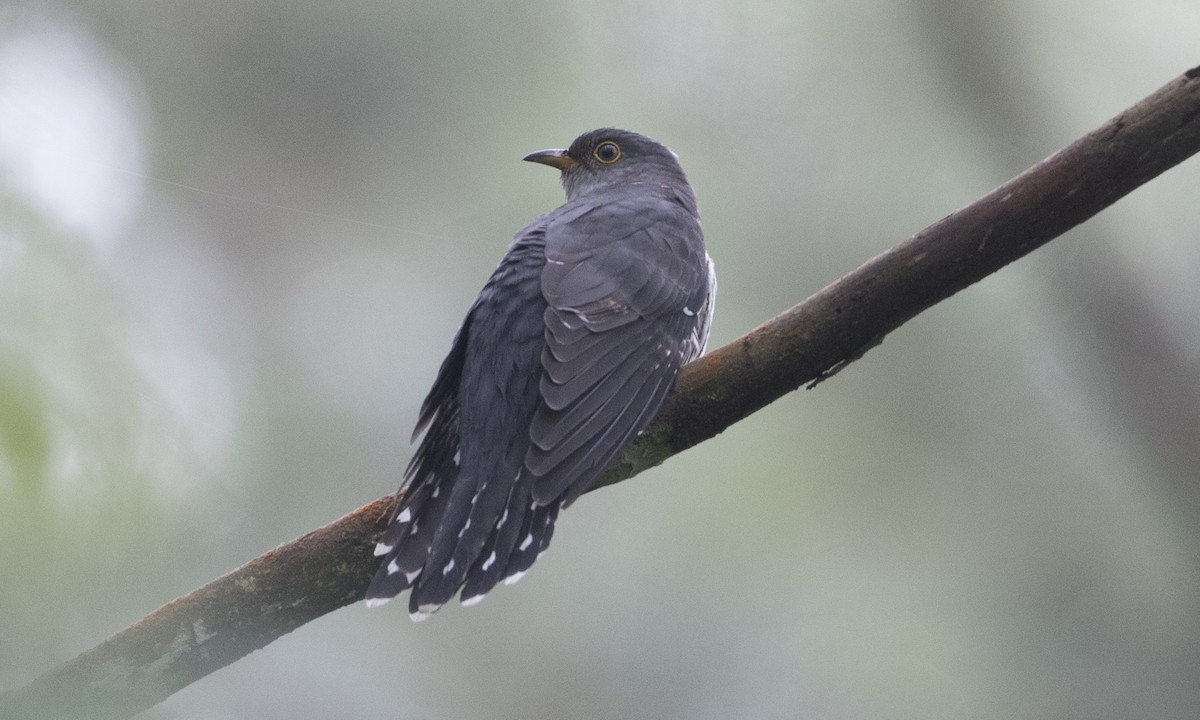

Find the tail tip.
xmin=409 ymin=602 xmax=443 ymax=622
xmin=364 ymin=595 xmax=393 ymax=609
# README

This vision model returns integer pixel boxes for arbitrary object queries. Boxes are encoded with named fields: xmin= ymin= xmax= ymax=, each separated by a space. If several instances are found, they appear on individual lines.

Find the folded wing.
xmin=529 ymin=192 xmax=711 ymax=507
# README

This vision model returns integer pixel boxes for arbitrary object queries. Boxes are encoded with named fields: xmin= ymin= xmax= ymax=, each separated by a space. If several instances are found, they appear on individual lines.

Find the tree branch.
xmin=4 ymin=66 xmax=1199 ymax=720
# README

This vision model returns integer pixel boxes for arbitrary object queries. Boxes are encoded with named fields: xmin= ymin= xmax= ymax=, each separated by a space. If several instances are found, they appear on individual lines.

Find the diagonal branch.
xmin=3 ymin=66 xmax=1199 ymax=720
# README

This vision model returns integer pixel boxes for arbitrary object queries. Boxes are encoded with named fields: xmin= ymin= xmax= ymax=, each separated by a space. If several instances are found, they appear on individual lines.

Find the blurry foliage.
xmin=1 ymin=1 xmax=1199 ymax=718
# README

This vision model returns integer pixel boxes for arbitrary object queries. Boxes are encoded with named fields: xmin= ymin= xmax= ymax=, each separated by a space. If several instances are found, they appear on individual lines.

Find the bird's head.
xmin=524 ymin=128 xmax=691 ymax=202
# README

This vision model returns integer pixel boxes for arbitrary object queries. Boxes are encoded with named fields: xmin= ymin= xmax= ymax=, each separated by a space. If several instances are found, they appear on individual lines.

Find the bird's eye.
xmin=593 ymin=141 xmax=621 ymax=164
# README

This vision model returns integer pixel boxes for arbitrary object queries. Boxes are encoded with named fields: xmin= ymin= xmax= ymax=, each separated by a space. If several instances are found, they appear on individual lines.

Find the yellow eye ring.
xmin=593 ymin=141 xmax=621 ymax=164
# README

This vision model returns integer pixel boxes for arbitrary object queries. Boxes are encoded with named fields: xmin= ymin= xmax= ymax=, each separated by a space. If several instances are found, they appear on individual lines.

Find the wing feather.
xmin=530 ymin=331 xmax=669 ymax=457
xmin=539 ymin=313 xmax=649 ymax=402
xmin=527 ymin=192 xmax=709 ymax=507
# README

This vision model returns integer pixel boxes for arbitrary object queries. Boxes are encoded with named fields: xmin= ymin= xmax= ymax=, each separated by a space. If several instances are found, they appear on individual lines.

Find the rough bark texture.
xmin=2 ymin=66 xmax=1199 ymax=720
xmin=0 ymin=499 xmax=393 ymax=720
xmin=921 ymin=2 xmax=1200 ymax=521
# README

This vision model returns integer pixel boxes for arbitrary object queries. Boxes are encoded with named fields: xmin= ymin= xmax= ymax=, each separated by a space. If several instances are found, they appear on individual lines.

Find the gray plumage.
xmin=365 ymin=128 xmax=715 ymax=620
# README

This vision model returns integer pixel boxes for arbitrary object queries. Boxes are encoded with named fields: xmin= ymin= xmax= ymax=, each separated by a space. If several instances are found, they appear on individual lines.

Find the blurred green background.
xmin=2 ymin=1 xmax=1199 ymax=718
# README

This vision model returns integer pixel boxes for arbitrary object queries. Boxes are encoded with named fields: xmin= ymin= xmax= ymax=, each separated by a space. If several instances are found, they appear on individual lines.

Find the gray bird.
xmin=365 ymin=128 xmax=715 ymax=620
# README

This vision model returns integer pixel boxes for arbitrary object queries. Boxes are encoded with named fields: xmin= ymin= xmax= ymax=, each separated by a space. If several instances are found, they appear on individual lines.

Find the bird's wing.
xmin=528 ymin=192 xmax=709 ymax=507
xmin=368 ymin=225 xmax=552 ymax=614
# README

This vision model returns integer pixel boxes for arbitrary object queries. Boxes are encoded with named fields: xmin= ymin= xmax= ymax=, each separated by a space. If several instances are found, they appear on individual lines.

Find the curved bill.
xmin=523 ymin=148 xmax=574 ymax=170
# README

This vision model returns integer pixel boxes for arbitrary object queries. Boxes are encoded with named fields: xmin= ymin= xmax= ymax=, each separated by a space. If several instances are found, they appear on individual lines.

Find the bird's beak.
xmin=523 ymin=148 xmax=574 ymax=170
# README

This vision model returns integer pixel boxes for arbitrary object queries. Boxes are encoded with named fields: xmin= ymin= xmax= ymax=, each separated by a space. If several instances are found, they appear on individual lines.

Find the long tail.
xmin=365 ymin=464 xmax=561 ymax=621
